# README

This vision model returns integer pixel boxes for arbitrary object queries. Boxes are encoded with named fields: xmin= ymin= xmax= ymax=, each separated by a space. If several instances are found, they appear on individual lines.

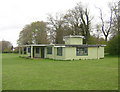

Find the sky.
xmin=0 ymin=0 xmax=118 ymax=47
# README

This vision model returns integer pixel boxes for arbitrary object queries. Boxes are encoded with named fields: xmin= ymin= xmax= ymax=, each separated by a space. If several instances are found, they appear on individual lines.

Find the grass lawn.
xmin=2 ymin=53 xmax=118 ymax=90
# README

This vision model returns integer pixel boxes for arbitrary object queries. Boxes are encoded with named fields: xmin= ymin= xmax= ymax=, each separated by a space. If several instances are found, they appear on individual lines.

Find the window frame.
xmin=28 ymin=47 xmax=31 ymax=53
xmin=57 ymin=47 xmax=62 ymax=56
xmin=36 ymin=47 xmax=40 ymax=54
xmin=76 ymin=47 xmax=88 ymax=56
xmin=47 ymin=47 xmax=52 ymax=54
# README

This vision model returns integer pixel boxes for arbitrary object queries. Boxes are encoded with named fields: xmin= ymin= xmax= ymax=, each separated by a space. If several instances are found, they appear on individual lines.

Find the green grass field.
xmin=2 ymin=53 xmax=118 ymax=90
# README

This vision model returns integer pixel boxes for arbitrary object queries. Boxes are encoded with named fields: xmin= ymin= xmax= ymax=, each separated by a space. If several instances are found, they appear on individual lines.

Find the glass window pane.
xmin=57 ymin=47 xmax=62 ymax=56
xmin=47 ymin=47 xmax=52 ymax=54
xmin=28 ymin=48 xmax=31 ymax=53
xmin=36 ymin=48 xmax=39 ymax=54
xmin=76 ymin=47 xmax=88 ymax=56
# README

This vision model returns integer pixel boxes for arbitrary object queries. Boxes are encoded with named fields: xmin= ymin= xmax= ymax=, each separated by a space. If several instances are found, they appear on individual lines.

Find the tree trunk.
xmin=105 ymin=35 xmax=108 ymax=41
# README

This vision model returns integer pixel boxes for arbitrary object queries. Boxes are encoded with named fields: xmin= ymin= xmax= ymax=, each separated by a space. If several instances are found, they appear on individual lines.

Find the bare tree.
xmin=64 ymin=5 xmax=82 ymax=35
xmin=80 ymin=8 xmax=91 ymax=43
xmin=64 ymin=2 xmax=91 ymax=44
xmin=47 ymin=13 xmax=71 ymax=44
xmin=95 ymin=24 xmax=102 ymax=39
xmin=118 ymin=1 xmax=120 ymax=54
xmin=98 ymin=7 xmax=113 ymax=41
xmin=111 ymin=2 xmax=119 ymax=36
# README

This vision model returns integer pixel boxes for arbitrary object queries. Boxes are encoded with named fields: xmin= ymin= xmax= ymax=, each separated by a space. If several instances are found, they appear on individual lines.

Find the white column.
xmin=22 ymin=47 xmax=24 ymax=56
xmin=31 ymin=46 xmax=33 ymax=58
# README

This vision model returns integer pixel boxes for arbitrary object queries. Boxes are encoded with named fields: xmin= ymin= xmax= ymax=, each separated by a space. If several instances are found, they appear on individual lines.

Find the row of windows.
xmin=47 ymin=47 xmax=88 ymax=56
xmin=28 ymin=47 xmax=51 ymax=54
xmin=47 ymin=47 xmax=62 ymax=56
xmin=28 ymin=47 xmax=88 ymax=56
xmin=28 ymin=47 xmax=39 ymax=53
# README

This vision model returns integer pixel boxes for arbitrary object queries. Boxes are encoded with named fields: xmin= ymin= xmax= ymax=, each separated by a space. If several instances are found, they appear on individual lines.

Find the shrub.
xmin=106 ymin=35 xmax=119 ymax=55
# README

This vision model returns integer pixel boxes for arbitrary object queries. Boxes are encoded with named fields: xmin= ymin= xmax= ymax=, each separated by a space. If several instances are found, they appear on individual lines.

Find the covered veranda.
xmin=19 ymin=44 xmax=50 ymax=58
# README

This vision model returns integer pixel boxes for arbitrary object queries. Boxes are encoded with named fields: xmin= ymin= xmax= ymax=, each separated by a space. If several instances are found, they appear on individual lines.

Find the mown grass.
xmin=2 ymin=53 xmax=118 ymax=90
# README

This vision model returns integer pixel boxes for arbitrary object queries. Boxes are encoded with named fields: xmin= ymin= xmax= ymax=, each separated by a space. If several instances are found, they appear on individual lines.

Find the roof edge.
xmin=64 ymin=35 xmax=84 ymax=38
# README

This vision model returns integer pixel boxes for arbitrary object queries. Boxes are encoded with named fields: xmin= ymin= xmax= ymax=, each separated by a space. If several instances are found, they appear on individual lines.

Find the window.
xmin=76 ymin=47 xmax=88 ymax=56
xmin=47 ymin=47 xmax=52 ymax=54
xmin=36 ymin=48 xmax=39 ymax=54
xmin=57 ymin=47 xmax=62 ymax=56
xmin=24 ymin=48 xmax=26 ymax=54
xmin=28 ymin=48 xmax=31 ymax=53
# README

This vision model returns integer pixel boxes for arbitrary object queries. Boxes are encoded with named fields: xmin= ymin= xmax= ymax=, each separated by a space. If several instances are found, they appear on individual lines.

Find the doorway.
xmin=41 ymin=47 xmax=45 ymax=58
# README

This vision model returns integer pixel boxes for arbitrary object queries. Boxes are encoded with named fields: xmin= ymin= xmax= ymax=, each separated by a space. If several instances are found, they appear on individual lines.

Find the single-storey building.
xmin=19 ymin=35 xmax=106 ymax=60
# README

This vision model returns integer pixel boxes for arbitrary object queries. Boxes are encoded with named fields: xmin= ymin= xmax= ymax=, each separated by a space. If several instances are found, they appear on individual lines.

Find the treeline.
xmin=0 ymin=41 xmax=13 ymax=53
xmin=0 ymin=40 xmax=20 ymax=53
xmin=17 ymin=3 xmax=92 ymax=45
xmin=17 ymin=2 xmax=119 ymax=55
xmin=1 ymin=2 xmax=119 ymax=55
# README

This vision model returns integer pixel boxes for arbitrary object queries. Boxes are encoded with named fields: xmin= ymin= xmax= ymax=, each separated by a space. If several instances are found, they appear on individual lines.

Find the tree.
xmin=64 ymin=5 xmax=82 ymax=35
xmin=31 ymin=21 xmax=48 ymax=44
xmin=80 ymin=8 xmax=91 ymax=44
xmin=111 ymin=1 xmax=120 ymax=36
xmin=47 ymin=13 xmax=72 ymax=44
xmin=64 ymin=2 xmax=91 ymax=44
xmin=119 ymin=1 xmax=120 ymax=33
xmin=17 ymin=25 xmax=33 ymax=45
xmin=17 ymin=21 xmax=48 ymax=45
xmin=94 ymin=24 xmax=103 ymax=39
xmin=47 ymin=2 xmax=91 ymax=44
xmin=105 ymin=1 xmax=120 ymax=55
xmin=106 ymin=34 xmax=119 ymax=55
xmin=0 ymin=40 xmax=13 ymax=53
xmin=98 ymin=6 xmax=113 ymax=41
xmin=87 ymin=34 xmax=106 ymax=45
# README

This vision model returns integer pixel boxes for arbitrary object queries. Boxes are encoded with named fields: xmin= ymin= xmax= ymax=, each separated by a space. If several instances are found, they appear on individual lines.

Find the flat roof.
xmin=64 ymin=35 xmax=84 ymax=38
xmin=19 ymin=44 xmax=106 ymax=47
xmin=19 ymin=44 xmax=54 ymax=47
xmin=65 ymin=44 xmax=106 ymax=47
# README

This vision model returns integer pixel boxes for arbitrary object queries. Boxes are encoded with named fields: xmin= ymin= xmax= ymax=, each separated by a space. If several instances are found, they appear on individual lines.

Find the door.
xmin=33 ymin=47 xmax=34 ymax=57
xmin=41 ymin=47 xmax=45 ymax=58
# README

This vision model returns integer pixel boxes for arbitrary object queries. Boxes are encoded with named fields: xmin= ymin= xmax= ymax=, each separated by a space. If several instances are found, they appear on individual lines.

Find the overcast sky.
xmin=0 ymin=0 xmax=118 ymax=47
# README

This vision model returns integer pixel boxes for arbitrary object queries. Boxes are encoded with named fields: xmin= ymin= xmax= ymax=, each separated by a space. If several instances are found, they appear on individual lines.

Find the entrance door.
xmin=33 ymin=47 xmax=34 ymax=57
xmin=41 ymin=47 xmax=45 ymax=58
